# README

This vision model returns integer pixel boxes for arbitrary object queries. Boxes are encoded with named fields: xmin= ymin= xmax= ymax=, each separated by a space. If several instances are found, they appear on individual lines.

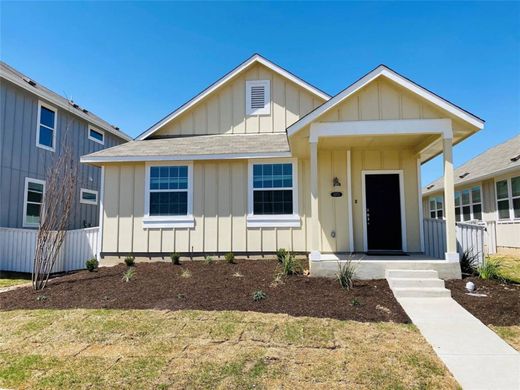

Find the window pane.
xmin=26 ymin=203 xmax=41 ymax=224
xmin=513 ymin=198 xmax=520 ymax=219
xmin=496 ymin=180 xmax=508 ymax=200
xmin=89 ymin=128 xmax=104 ymax=142
xmin=40 ymin=106 xmax=55 ymax=128
xmin=430 ymin=211 xmax=436 ymax=218
xmin=39 ymin=126 xmax=53 ymax=147
xmin=82 ymin=192 xmax=97 ymax=201
xmin=472 ymin=204 xmax=482 ymax=220
xmin=461 ymin=190 xmax=470 ymax=205
xmin=253 ymin=163 xmax=292 ymax=189
xmin=471 ymin=186 xmax=481 ymax=203
xmin=149 ymin=191 xmax=188 ymax=216
xmin=498 ymin=199 xmax=510 ymax=219
xmin=437 ymin=210 xmax=443 ymax=219
xmin=150 ymin=166 xmax=188 ymax=190
xmin=455 ymin=207 xmax=461 ymax=221
xmin=436 ymin=196 xmax=443 ymax=210
xmin=429 ymin=199 xmax=436 ymax=211
xmin=27 ymin=190 xmax=43 ymax=203
xmin=512 ymin=176 xmax=520 ymax=197
xmin=253 ymin=190 xmax=293 ymax=215
xmin=455 ymin=192 xmax=461 ymax=207
xmin=28 ymin=182 xmax=44 ymax=193
xmin=462 ymin=206 xmax=471 ymax=221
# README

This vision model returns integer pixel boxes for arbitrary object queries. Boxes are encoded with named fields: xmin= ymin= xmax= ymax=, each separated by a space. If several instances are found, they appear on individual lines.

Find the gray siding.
xmin=0 ymin=79 xmax=126 ymax=229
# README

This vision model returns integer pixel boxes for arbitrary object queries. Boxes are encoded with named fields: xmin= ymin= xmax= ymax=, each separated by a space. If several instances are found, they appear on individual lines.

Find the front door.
xmin=365 ymin=173 xmax=403 ymax=252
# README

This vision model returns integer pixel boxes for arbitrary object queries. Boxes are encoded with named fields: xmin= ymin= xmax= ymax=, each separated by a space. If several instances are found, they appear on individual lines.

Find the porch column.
xmin=309 ymin=141 xmax=321 ymax=260
xmin=443 ymin=137 xmax=458 ymax=261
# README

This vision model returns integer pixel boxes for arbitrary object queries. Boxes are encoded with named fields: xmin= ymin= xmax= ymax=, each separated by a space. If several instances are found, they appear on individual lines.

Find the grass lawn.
xmin=0 ymin=309 xmax=459 ymax=389
xmin=0 ymin=272 xmax=31 ymax=288
xmin=488 ymin=254 xmax=520 ymax=284
xmin=490 ymin=325 xmax=520 ymax=351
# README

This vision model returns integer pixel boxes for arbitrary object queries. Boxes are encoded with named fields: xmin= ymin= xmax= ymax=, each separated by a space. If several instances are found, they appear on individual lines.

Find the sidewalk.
xmin=397 ymin=297 xmax=519 ymax=390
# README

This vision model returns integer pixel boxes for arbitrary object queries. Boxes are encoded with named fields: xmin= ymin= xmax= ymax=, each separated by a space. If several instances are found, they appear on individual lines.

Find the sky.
xmin=1 ymin=1 xmax=519 ymax=186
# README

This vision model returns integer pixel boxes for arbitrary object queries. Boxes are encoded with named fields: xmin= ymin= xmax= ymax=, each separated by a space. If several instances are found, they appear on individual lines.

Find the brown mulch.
xmin=0 ymin=260 xmax=410 ymax=323
xmin=446 ymin=277 xmax=520 ymax=326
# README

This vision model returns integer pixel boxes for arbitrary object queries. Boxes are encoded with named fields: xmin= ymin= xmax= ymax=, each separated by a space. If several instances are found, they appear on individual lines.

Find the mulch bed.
xmin=446 ymin=277 xmax=520 ymax=326
xmin=0 ymin=259 xmax=409 ymax=323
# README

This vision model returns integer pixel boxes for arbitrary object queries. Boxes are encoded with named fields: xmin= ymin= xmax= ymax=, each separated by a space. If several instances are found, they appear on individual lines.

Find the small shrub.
xmin=270 ymin=273 xmax=284 ymax=288
xmin=170 ymin=252 xmax=181 ymax=265
xmin=460 ymin=249 xmax=479 ymax=275
xmin=85 ymin=258 xmax=99 ymax=272
xmin=232 ymin=271 xmax=244 ymax=278
xmin=224 ymin=252 xmax=235 ymax=264
xmin=176 ymin=293 xmax=186 ymax=300
xmin=280 ymin=252 xmax=302 ymax=276
xmin=276 ymin=248 xmax=288 ymax=263
xmin=181 ymin=269 xmax=192 ymax=278
xmin=36 ymin=295 xmax=47 ymax=301
xmin=253 ymin=290 xmax=267 ymax=301
xmin=350 ymin=298 xmax=361 ymax=306
xmin=337 ymin=260 xmax=356 ymax=290
xmin=204 ymin=255 xmax=214 ymax=265
xmin=478 ymin=258 xmax=502 ymax=281
xmin=124 ymin=255 xmax=135 ymax=267
xmin=122 ymin=267 xmax=136 ymax=282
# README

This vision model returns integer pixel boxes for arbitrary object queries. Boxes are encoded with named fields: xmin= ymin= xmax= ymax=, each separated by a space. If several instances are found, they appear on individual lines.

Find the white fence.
xmin=0 ymin=227 xmax=99 ymax=273
xmin=423 ymin=218 xmax=486 ymax=263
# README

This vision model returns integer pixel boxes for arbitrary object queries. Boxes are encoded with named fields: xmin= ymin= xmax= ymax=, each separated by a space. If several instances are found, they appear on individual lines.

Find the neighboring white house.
xmin=423 ymin=134 xmax=520 ymax=255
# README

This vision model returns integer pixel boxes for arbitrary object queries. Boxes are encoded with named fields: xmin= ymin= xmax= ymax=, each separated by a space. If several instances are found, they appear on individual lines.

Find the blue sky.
xmin=1 ymin=1 xmax=519 ymax=185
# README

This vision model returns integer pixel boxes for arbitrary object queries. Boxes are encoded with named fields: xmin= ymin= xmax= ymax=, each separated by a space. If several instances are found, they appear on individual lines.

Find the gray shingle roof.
xmin=81 ymin=133 xmax=290 ymax=162
xmin=423 ymin=134 xmax=520 ymax=195
xmin=0 ymin=61 xmax=131 ymax=141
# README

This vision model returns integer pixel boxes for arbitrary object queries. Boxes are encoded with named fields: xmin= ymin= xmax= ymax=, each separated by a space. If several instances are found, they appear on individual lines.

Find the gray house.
xmin=0 ymin=61 xmax=131 ymax=230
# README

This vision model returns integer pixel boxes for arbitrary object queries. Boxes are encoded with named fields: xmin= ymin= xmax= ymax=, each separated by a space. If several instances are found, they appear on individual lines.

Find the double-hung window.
xmin=23 ymin=178 xmax=45 ymax=228
xmin=429 ymin=196 xmax=443 ymax=219
xmin=455 ymin=186 xmax=482 ymax=221
xmin=144 ymin=163 xmax=194 ymax=228
xmin=496 ymin=176 xmax=520 ymax=220
xmin=247 ymin=160 xmax=300 ymax=227
xmin=36 ymin=101 xmax=57 ymax=151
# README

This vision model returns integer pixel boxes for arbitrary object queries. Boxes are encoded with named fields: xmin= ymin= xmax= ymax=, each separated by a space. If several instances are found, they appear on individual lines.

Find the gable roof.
xmin=287 ymin=64 xmax=485 ymax=137
xmin=0 ymin=61 xmax=132 ymax=141
xmin=136 ymin=54 xmax=331 ymax=140
xmin=422 ymin=134 xmax=520 ymax=195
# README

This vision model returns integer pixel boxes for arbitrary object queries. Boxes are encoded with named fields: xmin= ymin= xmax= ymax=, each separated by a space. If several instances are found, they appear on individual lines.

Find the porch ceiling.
xmin=317 ymin=134 xmax=431 ymax=150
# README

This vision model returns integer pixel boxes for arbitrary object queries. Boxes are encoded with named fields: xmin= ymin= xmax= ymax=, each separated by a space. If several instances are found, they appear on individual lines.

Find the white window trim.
xmin=247 ymin=158 xmax=300 ymax=228
xmin=80 ymin=188 xmax=99 ymax=205
xmin=455 ymin=184 xmax=482 ymax=222
xmin=143 ymin=161 xmax=194 ymax=229
xmin=88 ymin=125 xmax=105 ymax=145
xmin=429 ymin=195 xmax=444 ymax=220
xmin=246 ymin=80 xmax=270 ymax=116
xmin=23 ymin=177 xmax=46 ymax=228
xmin=36 ymin=101 xmax=57 ymax=152
xmin=495 ymin=175 xmax=520 ymax=222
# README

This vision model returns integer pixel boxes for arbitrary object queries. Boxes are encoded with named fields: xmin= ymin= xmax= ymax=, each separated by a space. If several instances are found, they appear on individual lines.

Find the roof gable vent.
xmin=459 ymin=172 xmax=470 ymax=179
xmin=246 ymin=80 xmax=270 ymax=115
xmin=511 ymin=154 xmax=520 ymax=162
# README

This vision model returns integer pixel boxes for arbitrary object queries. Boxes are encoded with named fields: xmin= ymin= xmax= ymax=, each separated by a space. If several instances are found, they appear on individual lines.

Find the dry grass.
xmin=0 ymin=278 xmax=31 ymax=289
xmin=488 ymin=254 xmax=520 ymax=284
xmin=490 ymin=325 xmax=520 ymax=351
xmin=0 ymin=309 xmax=458 ymax=389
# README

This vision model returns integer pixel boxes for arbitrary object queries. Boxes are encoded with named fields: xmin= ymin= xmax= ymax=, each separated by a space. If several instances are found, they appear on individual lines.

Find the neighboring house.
xmin=81 ymin=54 xmax=484 ymax=278
xmin=0 ymin=61 xmax=132 ymax=230
xmin=423 ymin=134 xmax=520 ymax=254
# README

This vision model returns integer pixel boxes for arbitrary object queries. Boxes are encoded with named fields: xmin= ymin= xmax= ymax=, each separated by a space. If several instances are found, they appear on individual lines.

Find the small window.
xmin=80 ymin=189 xmax=98 ymax=205
xmin=36 ymin=102 xmax=57 ymax=151
xmin=246 ymin=80 xmax=270 ymax=116
xmin=496 ymin=180 xmax=510 ymax=220
xmin=88 ymin=126 xmax=104 ymax=145
xmin=23 ymin=178 xmax=45 ymax=227
xmin=429 ymin=195 xmax=443 ymax=219
xmin=149 ymin=166 xmax=189 ymax=216
xmin=454 ymin=186 xmax=482 ymax=221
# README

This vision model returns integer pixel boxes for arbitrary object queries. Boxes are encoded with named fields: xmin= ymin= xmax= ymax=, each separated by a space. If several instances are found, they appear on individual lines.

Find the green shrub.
xmin=478 ymin=258 xmax=502 ymax=280
xmin=337 ymin=260 xmax=356 ymax=290
xmin=276 ymin=248 xmax=288 ymax=263
xmin=170 ymin=252 xmax=181 ymax=265
xmin=252 ymin=290 xmax=267 ymax=301
xmin=460 ymin=249 xmax=479 ymax=275
xmin=124 ymin=255 xmax=135 ymax=267
xmin=85 ymin=258 xmax=99 ymax=272
xmin=280 ymin=252 xmax=302 ymax=276
xmin=224 ymin=252 xmax=235 ymax=264
xmin=204 ymin=255 xmax=214 ymax=265
xmin=122 ymin=267 xmax=136 ymax=282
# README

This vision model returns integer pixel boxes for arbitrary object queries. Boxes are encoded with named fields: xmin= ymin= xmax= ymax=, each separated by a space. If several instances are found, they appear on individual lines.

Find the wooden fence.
xmin=423 ymin=218 xmax=486 ymax=263
xmin=0 ymin=227 xmax=99 ymax=273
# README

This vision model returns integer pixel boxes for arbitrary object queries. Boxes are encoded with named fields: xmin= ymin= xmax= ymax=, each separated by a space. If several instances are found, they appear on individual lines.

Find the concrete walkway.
xmin=397 ymin=296 xmax=520 ymax=390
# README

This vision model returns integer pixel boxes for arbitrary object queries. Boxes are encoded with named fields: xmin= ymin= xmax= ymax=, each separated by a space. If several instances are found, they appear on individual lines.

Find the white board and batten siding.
xmin=0 ymin=227 xmax=99 ymax=273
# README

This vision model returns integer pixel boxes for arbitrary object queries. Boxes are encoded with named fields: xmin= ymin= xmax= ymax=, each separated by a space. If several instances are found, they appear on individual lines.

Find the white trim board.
xmin=287 ymin=64 xmax=484 ymax=137
xmin=137 ymin=54 xmax=331 ymax=140
xmin=361 ymin=170 xmax=407 ymax=252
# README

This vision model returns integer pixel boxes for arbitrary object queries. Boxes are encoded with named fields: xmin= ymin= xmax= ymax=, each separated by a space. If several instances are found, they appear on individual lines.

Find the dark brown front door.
xmin=365 ymin=173 xmax=402 ymax=252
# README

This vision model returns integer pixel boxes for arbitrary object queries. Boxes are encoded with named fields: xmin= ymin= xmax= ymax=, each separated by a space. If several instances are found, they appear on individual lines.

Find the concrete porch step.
xmin=388 ymin=277 xmax=445 ymax=289
xmin=386 ymin=269 xmax=439 ymax=279
xmin=391 ymin=287 xmax=451 ymax=298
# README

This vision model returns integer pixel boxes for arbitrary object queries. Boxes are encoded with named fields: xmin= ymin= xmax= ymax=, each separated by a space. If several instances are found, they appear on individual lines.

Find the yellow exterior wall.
xmin=153 ymin=63 xmax=325 ymax=137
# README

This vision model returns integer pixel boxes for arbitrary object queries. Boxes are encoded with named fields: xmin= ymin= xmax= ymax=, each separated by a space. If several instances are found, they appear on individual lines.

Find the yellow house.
xmin=81 ymin=54 xmax=485 ymax=279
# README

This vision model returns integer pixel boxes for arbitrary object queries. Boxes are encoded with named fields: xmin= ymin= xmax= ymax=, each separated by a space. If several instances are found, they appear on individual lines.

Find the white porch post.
xmin=309 ymin=141 xmax=321 ymax=261
xmin=443 ymin=137 xmax=458 ymax=261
